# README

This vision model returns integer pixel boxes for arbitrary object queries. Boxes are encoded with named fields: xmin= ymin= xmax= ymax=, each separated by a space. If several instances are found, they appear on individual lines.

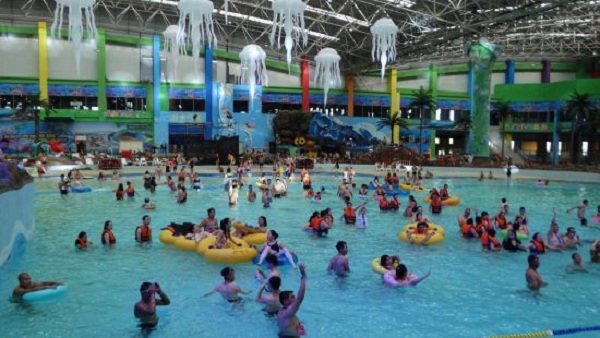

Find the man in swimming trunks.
xmin=590 ymin=239 xmax=600 ymax=263
xmin=526 ymin=255 xmax=547 ymax=291
xmin=458 ymin=208 xmax=472 ymax=227
xmin=134 ymin=282 xmax=170 ymax=331
xmin=135 ymin=215 xmax=153 ymax=242
xmin=204 ymin=267 xmax=251 ymax=302
xmin=567 ymin=200 xmax=589 ymax=226
xmin=247 ymin=184 xmax=256 ymax=202
xmin=562 ymin=227 xmax=581 ymax=248
xmin=565 ymin=253 xmax=588 ymax=273
xmin=277 ymin=264 xmax=307 ymax=338
xmin=256 ymin=275 xmax=281 ymax=315
xmin=197 ymin=207 xmax=219 ymax=234
xmin=12 ymin=273 xmax=62 ymax=301
xmin=327 ymin=241 xmax=350 ymax=277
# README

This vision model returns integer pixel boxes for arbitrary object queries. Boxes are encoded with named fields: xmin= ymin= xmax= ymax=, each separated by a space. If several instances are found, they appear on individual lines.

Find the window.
xmin=449 ymin=138 xmax=454 ymax=145
xmin=48 ymin=96 xmax=98 ymax=110
xmin=107 ymin=97 xmax=146 ymax=111
xmin=169 ymin=99 xmax=205 ymax=112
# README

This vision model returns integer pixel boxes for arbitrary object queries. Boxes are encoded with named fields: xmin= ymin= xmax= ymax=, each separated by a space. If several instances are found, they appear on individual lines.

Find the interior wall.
xmin=514 ymin=72 xmax=540 ymax=84
xmin=551 ymin=72 xmax=576 ymax=82
xmin=356 ymin=76 xmax=388 ymax=92
xmin=0 ymin=36 xmax=39 ymax=78
xmin=48 ymin=40 xmax=97 ymax=80
xmin=106 ymin=45 xmax=141 ymax=82
xmin=438 ymin=74 xmax=468 ymax=93
xmin=165 ymin=55 xmax=205 ymax=84
xmin=397 ymin=77 xmax=430 ymax=90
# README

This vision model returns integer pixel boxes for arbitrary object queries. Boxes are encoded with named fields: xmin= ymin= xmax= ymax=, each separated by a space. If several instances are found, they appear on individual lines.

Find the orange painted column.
xmin=300 ymin=55 xmax=310 ymax=112
xmin=346 ymin=74 xmax=355 ymax=117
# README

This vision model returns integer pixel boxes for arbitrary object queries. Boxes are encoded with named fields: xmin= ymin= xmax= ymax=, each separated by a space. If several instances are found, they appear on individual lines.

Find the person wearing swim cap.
xmin=12 ymin=273 xmax=62 ymax=301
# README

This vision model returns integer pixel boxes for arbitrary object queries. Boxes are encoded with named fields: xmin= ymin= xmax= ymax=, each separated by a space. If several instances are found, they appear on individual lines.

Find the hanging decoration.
xmin=238 ymin=45 xmax=268 ymax=87
xmin=314 ymin=48 xmax=341 ymax=109
xmin=269 ymin=0 xmax=308 ymax=69
xmin=50 ymin=0 xmax=98 ymax=75
xmin=370 ymin=18 xmax=398 ymax=79
xmin=177 ymin=0 xmax=217 ymax=70
xmin=162 ymin=25 xmax=184 ymax=83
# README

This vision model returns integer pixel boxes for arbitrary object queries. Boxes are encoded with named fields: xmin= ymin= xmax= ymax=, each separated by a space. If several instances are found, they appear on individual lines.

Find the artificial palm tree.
xmin=492 ymin=100 xmax=515 ymax=158
xmin=409 ymin=86 xmax=436 ymax=164
xmin=562 ymin=91 xmax=597 ymax=164
xmin=453 ymin=114 xmax=472 ymax=154
xmin=377 ymin=111 xmax=408 ymax=145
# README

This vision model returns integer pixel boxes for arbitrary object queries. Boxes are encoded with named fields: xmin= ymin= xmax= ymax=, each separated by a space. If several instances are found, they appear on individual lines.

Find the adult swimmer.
xmin=12 ymin=273 xmax=63 ymax=301
xmin=526 ymin=254 xmax=547 ymax=291
xmin=565 ymin=253 xmax=588 ymax=273
xmin=255 ymin=230 xmax=297 ymax=268
xmin=327 ymin=241 xmax=350 ymax=277
xmin=256 ymin=275 xmax=281 ymax=315
xmin=134 ymin=282 xmax=170 ymax=333
xmin=383 ymin=264 xmax=431 ymax=288
xmin=204 ymin=267 xmax=252 ymax=303
xmin=277 ymin=264 xmax=307 ymax=338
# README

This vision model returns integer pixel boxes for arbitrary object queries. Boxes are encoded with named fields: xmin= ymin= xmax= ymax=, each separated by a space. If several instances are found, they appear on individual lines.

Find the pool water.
xmin=1 ymin=172 xmax=600 ymax=338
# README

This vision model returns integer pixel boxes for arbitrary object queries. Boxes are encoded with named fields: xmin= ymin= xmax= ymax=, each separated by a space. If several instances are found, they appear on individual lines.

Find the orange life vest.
xmin=75 ymin=238 xmax=88 ymax=248
xmin=126 ymin=186 xmax=135 ymax=197
xmin=530 ymin=240 xmax=545 ymax=254
xmin=102 ymin=230 xmax=116 ymax=244
xmin=309 ymin=217 xmax=322 ymax=230
xmin=440 ymin=188 xmax=449 ymax=200
xmin=344 ymin=207 xmax=356 ymax=224
xmin=495 ymin=216 xmax=508 ymax=230
xmin=431 ymin=198 xmax=442 ymax=214
xmin=461 ymin=224 xmax=475 ymax=238
xmin=481 ymin=232 xmax=501 ymax=249
xmin=136 ymin=225 xmax=152 ymax=242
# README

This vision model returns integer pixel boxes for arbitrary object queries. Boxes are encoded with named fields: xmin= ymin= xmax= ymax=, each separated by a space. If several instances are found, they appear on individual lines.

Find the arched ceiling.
xmin=1 ymin=0 xmax=599 ymax=73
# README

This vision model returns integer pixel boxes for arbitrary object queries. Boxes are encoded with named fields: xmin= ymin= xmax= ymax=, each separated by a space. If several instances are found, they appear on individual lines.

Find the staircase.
xmin=488 ymin=126 xmax=526 ymax=165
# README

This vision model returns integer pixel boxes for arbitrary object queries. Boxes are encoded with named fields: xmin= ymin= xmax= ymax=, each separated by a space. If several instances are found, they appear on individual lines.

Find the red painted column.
xmin=300 ymin=54 xmax=310 ymax=112
xmin=346 ymin=74 xmax=355 ymax=117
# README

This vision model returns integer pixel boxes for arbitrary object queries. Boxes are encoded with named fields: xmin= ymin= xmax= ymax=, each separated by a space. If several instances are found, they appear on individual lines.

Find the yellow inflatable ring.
xmin=159 ymin=230 xmax=177 ymax=245
xmin=398 ymin=223 xmax=445 ymax=245
xmin=242 ymin=232 xmax=267 ymax=245
xmin=423 ymin=195 xmax=461 ymax=206
xmin=174 ymin=236 xmax=199 ymax=251
xmin=198 ymin=237 xmax=258 ymax=264
xmin=296 ymin=137 xmax=306 ymax=146
xmin=233 ymin=221 xmax=264 ymax=234
xmin=404 ymin=221 xmax=445 ymax=235
xmin=196 ymin=235 xmax=248 ymax=255
xmin=371 ymin=258 xmax=391 ymax=275
xmin=399 ymin=184 xmax=427 ymax=192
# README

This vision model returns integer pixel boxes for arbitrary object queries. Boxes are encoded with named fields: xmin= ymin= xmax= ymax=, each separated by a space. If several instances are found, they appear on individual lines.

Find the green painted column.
xmin=97 ymin=28 xmax=107 ymax=112
xmin=428 ymin=63 xmax=438 ymax=160
xmin=575 ymin=62 xmax=588 ymax=79
xmin=467 ymin=39 xmax=502 ymax=157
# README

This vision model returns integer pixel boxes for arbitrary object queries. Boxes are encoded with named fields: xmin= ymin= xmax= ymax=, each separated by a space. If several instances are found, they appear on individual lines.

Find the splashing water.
xmin=177 ymin=0 xmax=217 ymax=71
xmin=314 ymin=48 xmax=341 ymax=109
xmin=370 ymin=18 xmax=398 ymax=79
xmin=163 ymin=25 xmax=185 ymax=82
xmin=270 ymin=0 xmax=308 ymax=69
xmin=50 ymin=0 xmax=98 ymax=76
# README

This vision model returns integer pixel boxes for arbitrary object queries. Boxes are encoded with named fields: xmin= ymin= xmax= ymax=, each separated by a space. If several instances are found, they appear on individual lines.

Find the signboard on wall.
xmin=510 ymin=123 xmax=551 ymax=132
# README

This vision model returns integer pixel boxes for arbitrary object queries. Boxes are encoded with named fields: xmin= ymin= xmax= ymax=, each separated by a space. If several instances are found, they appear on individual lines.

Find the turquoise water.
xmin=1 ymin=171 xmax=600 ymax=338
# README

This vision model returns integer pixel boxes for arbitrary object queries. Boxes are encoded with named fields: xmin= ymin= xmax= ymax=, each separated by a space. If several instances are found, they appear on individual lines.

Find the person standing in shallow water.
xmin=277 ymin=264 xmax=307 ymax=337
xmin=526 ymin=254 xmax=547 ymax=291
xmin=134 ymin=282 xmax=170 ymax=332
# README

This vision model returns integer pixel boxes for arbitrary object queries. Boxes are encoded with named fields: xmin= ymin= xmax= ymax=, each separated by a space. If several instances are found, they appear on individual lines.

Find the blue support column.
xmin=505 ymin=60 xmax=515 ymax=84
xmin=205 ymin=44 xmax=215 ymax=141
xmin=153 ymin=35 xmax=168 ymax=152
xmin=552 ymin=109 xmax=559 ymax=165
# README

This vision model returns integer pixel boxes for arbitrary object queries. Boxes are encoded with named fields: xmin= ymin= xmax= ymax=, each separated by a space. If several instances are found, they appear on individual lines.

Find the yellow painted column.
xmin=38 ymin=22 xmax=48 ymax=101
xmin=389 ymin=69 xmax=399 ymax=144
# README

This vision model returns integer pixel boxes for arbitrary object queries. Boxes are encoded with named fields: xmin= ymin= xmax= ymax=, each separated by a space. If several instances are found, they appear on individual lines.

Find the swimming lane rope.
xmin=486 ymin=325 xmax=600 ymax=338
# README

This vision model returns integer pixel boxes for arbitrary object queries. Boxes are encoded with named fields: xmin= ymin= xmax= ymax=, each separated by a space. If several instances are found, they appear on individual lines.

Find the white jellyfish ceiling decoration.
xmin=177 ymin=0 xmax=217 ymax=70
xmin=370 ymin=18 xmax=398 ymax=79
xmin=163 ymin=25 xmax=185 ymax=83
xmin=238 ymin=45 xmax=268 ymax=87
xmin=314 ymin=48 xmax=341 ymax=109
xmin=270 ymin=0 xmax=308 ymax=69
xmin=50 ymin=0 xmax=98 ymax=75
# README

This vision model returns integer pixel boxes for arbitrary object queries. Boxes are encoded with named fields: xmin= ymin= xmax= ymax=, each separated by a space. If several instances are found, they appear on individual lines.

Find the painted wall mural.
xmin=0 ymin=121 xmax=153 ymax=157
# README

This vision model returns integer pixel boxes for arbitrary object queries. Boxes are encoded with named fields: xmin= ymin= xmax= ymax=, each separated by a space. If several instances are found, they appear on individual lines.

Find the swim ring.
xmin=159 ymin=229 xmax=178 ymax=245
xmin=592 ymin=216 xmax=600 ymax=224
xmin=399 ymin=184 xmax=427 ymax=192
xmin=174 ymin=236 xmax=199 ymax=251
xmin=252 ymin=252 xmax=298 ymax=266
xmin=71 ymin=186 xmax=92 ymax=193
xmin=423 ymin=195 xmax=461 ymax=206
xmin=503 ymin=165 xmax=520 ymax=174
xmin=205 ymin=245 xmax=258 ymax=264
xmin=498 ymin=229 xmax=529 ymax=241
xmin=398 ymin=223 xmax=445 ymax=245
xmin=195 ymin=235 xmax=249 ymax=255
xmin=371 ymin=258 xmax=390 ymax=275
xmin=22 ymin=285 xmax=67 ymax=302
